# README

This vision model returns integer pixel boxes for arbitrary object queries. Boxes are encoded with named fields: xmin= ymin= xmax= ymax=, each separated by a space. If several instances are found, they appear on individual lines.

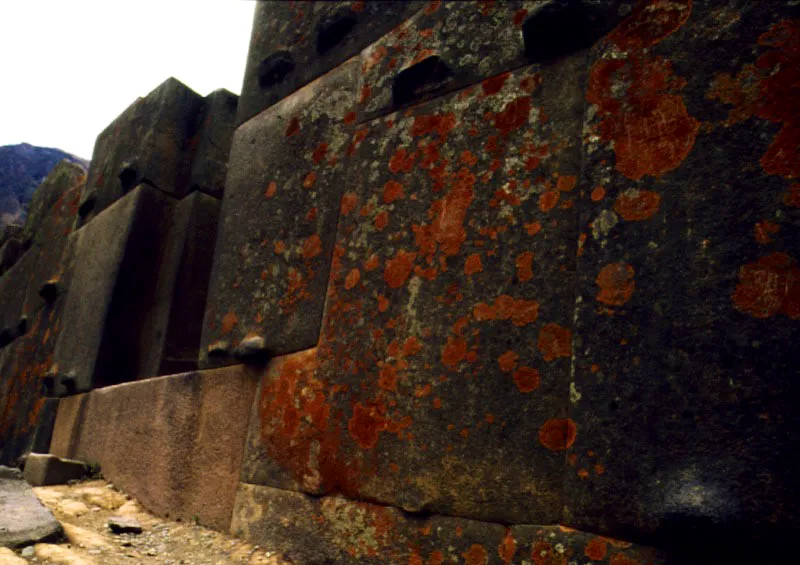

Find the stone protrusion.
xmin=22 ymin=453 xmax=88 ymax=486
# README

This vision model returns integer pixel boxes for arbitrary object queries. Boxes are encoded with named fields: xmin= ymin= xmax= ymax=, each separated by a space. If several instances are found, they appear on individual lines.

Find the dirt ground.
xmin=3 ymin=479 xmax=287 ymax=565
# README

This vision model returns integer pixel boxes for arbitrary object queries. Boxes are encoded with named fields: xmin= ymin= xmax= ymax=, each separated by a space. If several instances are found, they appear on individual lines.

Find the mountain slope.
xmin=0 ymin=143 xmax=89 ymax=227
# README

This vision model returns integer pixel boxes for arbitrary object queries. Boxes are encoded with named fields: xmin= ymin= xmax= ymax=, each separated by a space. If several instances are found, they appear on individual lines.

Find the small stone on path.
xmin=107 ymin=516 xmax=142 ymax=534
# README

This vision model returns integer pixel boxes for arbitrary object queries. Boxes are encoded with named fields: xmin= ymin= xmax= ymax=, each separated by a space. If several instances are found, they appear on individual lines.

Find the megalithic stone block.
xmin=51 ymin=184 xmax=175 ymax=393
xmin=235 ymin=0 xmax=422 ymax=126
xmin=186 ymin=89 xmax=239 ymax=198
xmin=200 ymin=59 xmax=358 ymax=367
xmin=140 ymin=191 xmax=220 ymax=377
xmin=78 ymin=77 xmax=204 ymax=226
xmin=230 ymin=483 xmax=667 ymax=564
xmin=0 ymin=225 xmax=24 ymax=276
xmin=356 ymin=0 xmax=636 ymax=122
xmin=563 ymin=0 xmax=800 ymax=558
xmin=0 ymin=249 xmax=37 ymax=347
xmin=240 ymin=52 xmax=588 ymax=524
xmin=22 ymin=160 xmax=86 ymax=247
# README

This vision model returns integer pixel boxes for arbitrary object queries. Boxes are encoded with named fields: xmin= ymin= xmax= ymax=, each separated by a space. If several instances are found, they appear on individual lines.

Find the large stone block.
xmin=357 ymin=0 xmax=634 ymax=122
xmin=142 ymin=191 xmax=220 ymax=377
xmin=49 ymin=366 xmax=258 ymax=531
xmin=563 ymin=0 xmax=800 ymax=556
xmin=51 ymin=184 xmax=175 ymax=393
xmin=186 ymin=89 xmax=239 ymax=198
xmin=230 ymin=482 xmax=665 ymax=564
xmin=23 ymin=453 xmax=87 ymax=486
xmin=78 ymin=77 xmax=205 ymax=226
xmin=240 ymin=53 xmax=588 ymax=524
xmin=0 ymin=237 xmax=23 ymax=276
xmin=235 ymin=0 xmax=421 ymax=126
xmin=0 ymin=249 xmax=38 ymax=347
xmin=200 ymin=59 xmax=358 ymax=366
xmin=21 ymin=160 xmax=86 ymax=247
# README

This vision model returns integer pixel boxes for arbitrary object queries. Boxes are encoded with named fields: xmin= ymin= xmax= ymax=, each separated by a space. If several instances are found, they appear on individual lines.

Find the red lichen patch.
xmin=383 ymin=180 xmax=405 ymax=203
xmin=539 ymin=418 xmax=577 ymax=452
xmin=285 ymin=116 xmax=300 ymax=137
xmin=482 ymin=72 xmax=510 ymax=96
xmin=732 ymin=252 xmax=800 ymax=319
xmin=513 ymin=367 xmax=540 ymax=393
xmin=609 ymin=555 xmax=641 ymax=565
xmin=378 ymin=364 xmax=399 ymax=391
xmin=343 ymin=111 xmax=357 ymax=125
xmin=585 ymin=537 xmax=608 ymax=560
xmin=374 ymin=211 xmax=389 ymax=230
xmin=411 ymin=113 xmax=457 ymax=139
xmin=754 ymin=220 xmax=780 ymax=244
xmin=494 ymin=96 xmax=532 ymax=135
xmin=587 ymin=55 xmax=699 ymax=180
xmin=539 ymin=191 xmax=560 ymax=212
xmin=220 ymin=311 xmax=238 ymax=335
xmin=498 ymin=350 xmax=519 ymax=373
xmin=274 ymin=240 xmax=286 ymax=254
xmin=556 ymin=175 xmax=577 ymax=192
xmin=613 ymin=189 xmax=661 ymax=221
xmin=384 ymin=250 xmax=417 ymax=288
xmin=344 ymin=268 xmax=361 ymax=290
xmin=537 ymin=323 xmax=573 ymax=361
xmin=785 ymin=184 xmax=800 ymax=207
xmin=442 ymin=336 xmax=468 ymax=368
xmin=425 ymin=0 xmax=441 ymax=15
xmin=499 ymin=530 xmax=517 ymax=563
xmin=302 ymin=234 xmax=323 ymax=260
xmin=463 ymin=544 xmax=488 ymax=565
xmin=473 ymin=295 xmax=540 ymax=327
xmin=365 ymin=255 xmax=380 ymax=271
xmin=596 ymin=263 xmax=636 ymax=306
xmin=464 ymin=253 xmax=483 ymax=275
xmin=525 ymin=221 xmax=543 ymax=236
xmin=531 ymin=540 xmax=567 ymax=565
xmin=265 ymin=181 xmax=277 ymax=198
xmin=516 ymin=251 xmax=534 ymax=282
xmin=377 ymin=295 xmax=389 ymax=312
xmin=513 ymin=8 xmax=529 ymax=26
xmin=303 ymin=171 xmax=317 ymax=189
xmin=429 ymin=167 xmax=476 ymax=256
xmin=591 ymin=186 xmax=606 ymax=201
xmin=351 ymin=0 xmax=364 ymax=13
xmin=312 ymin=143 xmax=328 ymax=164
xmin=359 ymin=84 xmax=372 ymax=104
xmin=341 ymin=192 xmax=359 ymax=215
xmin=389 ymin=147 xmax=416 ymax=173
xmin=460 ymin=150 xmax=478 ymax=167
xmin=520 ymin=74 xmax=542 ymax=94
xmin=607 ymin=0 xmax=692 ymax=50
xmin=348 ymin=402 xmax=386 ymax=449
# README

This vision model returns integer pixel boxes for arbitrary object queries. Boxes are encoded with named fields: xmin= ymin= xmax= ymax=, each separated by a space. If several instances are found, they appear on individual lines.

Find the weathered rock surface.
xmin=0 ymin=466 xmax=62 ymax=548
xmin=23 ymin=453 xmax=87 ymax=486
xmin=107 ymin=517 xmax=142 ymax=535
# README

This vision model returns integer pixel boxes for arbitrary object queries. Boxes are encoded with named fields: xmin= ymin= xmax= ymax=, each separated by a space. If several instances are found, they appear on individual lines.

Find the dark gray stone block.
xmin=22 ymin=160 xmax=86 ymax=247
xmin=236 ymin=0 xmax=422 ymax=126
xmin=79 ymin=77 xmax=205 ymax=226
xmin=187 ymin=89 xmax=238 ymax=199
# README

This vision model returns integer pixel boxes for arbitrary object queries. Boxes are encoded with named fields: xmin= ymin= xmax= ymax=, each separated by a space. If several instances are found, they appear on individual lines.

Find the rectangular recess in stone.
xmin=241 ymin=56 xmax=588 ymax=524
xmin=564 ymin=0 xmax=800 ymax=553
xmin=52 ymin=184 xmax=175 ymax=394
xmin=186 ymin=89 xmax=239 ymax=199
xmin=235 ymin=0 xmax=422 ymax=126
xmin=230 ymin=483 xmax=666 ymax=564
xmin=200 ymin=59 xmax=358 ymax=366
xmin=49 ymin=366 xmax=257 ymax=532
xmin=356 ymin=0 xmax=635 ymax=122
xmin=142 ymin=191 xmax=221 ymax=377
xmin=78 ymin=77 xmax=204 ymax=226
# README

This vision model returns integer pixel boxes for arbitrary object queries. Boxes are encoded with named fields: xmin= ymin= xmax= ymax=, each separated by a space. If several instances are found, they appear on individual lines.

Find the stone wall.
xmin=1 ymin=1 xmax=798 ymax=563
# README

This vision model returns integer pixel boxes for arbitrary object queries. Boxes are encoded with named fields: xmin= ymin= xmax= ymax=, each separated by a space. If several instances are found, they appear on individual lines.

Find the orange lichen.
xmin=613 ymin=190 xmax=661 ymax=221
xmin=732 ymin=252 xmax=800 ymax=318
xmin=389 ymin=147 xmax=416 ymax=173
xmin=473 ymin=295 xmax=539 ymax=327
xmin=341 ymin=192 xmax=359 ymax=215
xmin=556 ymin=175 xmax=577 ymax=192
xmin=265 ymin=181 xmax=277 ymax=198
xmin=525 ymin=221 xmax=542 ymax=236
xmin=220 ymin=311 xmax=238 ymax=335
xmin=539 ymin=418 xmax=577 ymax=451
xmin=537 ymin=323 xmax=573 ymax=361
xmin=344 ymin=268 xmax=361 ymax=290
xmin=384 ymin=250 xmax=417 ymax=288
xmin=516 ymin=251 xmax=534 ymax=282
xmin=442 ymin=336 xmax=468 ymax=368
xmin=585 ymin=538 xmax=608 ymax=560
xmin=374 ymin=211 xmax=389 ymax=231
xmin=482 ymin=72 xmax=510 ymax=96
xmin=303 ymin=171 xmax=317 ymax=189
xmin=302 ymin=234 xmax=322 ymax=260
xmin=383 ymin=180 xmax=405 ymax=203
xmin=285 ymin=116 xmax=300 ymax=137
xmin=312 ymin=143 xmax=328 ymax=164
xmin=464 ymin=253 xmax=483 ymax=275
xmin=463 ymin=544 xmax=488 ymax=565
xmin=498 ymin=530 xmax=517 ymax=563
xmin=513 ymin=367 xmax=540 ymax=393
xmin=591 ymin=186 xmax=606 ymax=201
xmin=348 ymin=402 xmax=386 ymax=449
xmin=539 ymin=191 xmax=560 ymax=212
xmin=494 ymin=97 xmax=531 ymax=135
xmin=754 ymin=220 xmax=780 ymax=244
xmin=497 ymin=350 xmax=519 ymax=373
xmin=596 ymin=263 xmax=636 ymax=306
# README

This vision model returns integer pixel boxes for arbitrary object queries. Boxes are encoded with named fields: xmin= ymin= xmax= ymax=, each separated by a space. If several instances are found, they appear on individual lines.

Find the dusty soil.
xmin=3 ymin=479 xmax=287 ymax=565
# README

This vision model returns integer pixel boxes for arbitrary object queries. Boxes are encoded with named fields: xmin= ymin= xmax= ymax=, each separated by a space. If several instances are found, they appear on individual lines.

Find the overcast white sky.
xmin=0 ymin=0 xmax=255 ymax=159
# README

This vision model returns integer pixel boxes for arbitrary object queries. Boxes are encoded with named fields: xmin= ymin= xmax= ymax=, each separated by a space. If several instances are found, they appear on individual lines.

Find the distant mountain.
xmin=0 ymin=143 xmax=89 ymax=228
